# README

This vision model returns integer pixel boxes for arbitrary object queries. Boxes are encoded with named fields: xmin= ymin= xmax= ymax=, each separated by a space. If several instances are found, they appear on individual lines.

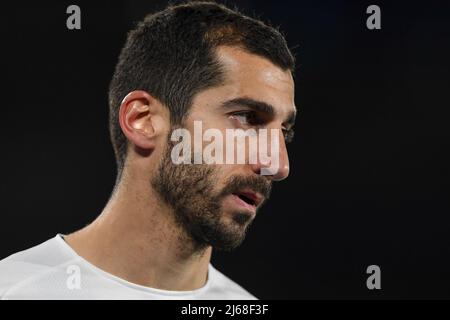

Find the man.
xmin=0 ymin=1 xmax=296 ymax=299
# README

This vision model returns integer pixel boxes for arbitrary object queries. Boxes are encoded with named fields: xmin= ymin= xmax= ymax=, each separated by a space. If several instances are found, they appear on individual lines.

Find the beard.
xmin=151 ymin=137 xmax=272 ymax=252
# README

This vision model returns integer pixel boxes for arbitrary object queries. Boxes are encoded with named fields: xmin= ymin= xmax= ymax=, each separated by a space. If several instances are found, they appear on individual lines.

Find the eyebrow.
xmin=220 ymin=97 xmax=297 ymax=128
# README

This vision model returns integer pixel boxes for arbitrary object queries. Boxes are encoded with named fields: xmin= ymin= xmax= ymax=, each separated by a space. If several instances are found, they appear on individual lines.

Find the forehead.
xmin=213 ymin=46 xmax=296 ymax=117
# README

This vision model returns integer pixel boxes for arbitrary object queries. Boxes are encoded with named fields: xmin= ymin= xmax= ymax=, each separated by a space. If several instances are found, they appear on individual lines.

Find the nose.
xmin=273 ymin=135 xmax=290 ymax=181
xmin=249 ymin=128 xmax=290 ymax=181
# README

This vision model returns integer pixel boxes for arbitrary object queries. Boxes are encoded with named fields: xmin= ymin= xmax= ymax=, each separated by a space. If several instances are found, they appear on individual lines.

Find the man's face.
xmin=152 ymin=46 xmax=296 ymax=251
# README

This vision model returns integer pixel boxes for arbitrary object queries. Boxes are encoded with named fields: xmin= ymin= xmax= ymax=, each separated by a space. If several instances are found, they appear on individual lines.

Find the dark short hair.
xmin=108 ymin=1 xmax=295 ymax=175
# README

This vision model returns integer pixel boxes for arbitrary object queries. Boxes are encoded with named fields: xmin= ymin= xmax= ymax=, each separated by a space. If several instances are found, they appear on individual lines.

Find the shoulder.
xmin=0 ymin=236 xmax=76 ymax=299
xmin=207 ymin=264 xmax=257 ymax=300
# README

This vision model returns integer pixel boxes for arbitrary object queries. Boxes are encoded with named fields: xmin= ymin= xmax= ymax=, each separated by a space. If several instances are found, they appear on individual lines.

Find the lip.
xmin=229 ymin=189 xmax=264 ymax=213
xmin=234 ymin=190 xmax=264 ymax=207
xmin=230 ymin=194 xmax=257 ymax=214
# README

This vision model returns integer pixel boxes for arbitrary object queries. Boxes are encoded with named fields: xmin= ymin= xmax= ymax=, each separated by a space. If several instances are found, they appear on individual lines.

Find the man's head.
xmin=108 ymin=1 xmax=296 ymax=251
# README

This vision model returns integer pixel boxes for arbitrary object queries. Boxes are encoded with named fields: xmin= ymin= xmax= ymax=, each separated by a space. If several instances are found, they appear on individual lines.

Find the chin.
xmin=205 ymin=215 xmax=251 ymax=251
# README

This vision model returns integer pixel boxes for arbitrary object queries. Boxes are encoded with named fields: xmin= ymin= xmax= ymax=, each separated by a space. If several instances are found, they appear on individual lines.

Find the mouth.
xmin=231 ymin=190 xmax=264 ymax=208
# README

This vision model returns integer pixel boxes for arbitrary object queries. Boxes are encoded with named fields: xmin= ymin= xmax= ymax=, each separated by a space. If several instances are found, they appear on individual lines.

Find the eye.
xmin=282 ymin=128 xmax=295 ymax=143
xmin=229 ymin=111 xmax=262 ymax=126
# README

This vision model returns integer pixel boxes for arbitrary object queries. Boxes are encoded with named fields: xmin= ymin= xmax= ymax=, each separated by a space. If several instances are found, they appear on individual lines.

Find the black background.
xmin=1 ymin=0 xmax=450 ymax=299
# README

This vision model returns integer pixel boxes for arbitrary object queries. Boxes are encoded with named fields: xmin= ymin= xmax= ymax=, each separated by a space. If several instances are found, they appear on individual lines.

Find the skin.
xmin=65 ymin=46 xmax=296 ymax=291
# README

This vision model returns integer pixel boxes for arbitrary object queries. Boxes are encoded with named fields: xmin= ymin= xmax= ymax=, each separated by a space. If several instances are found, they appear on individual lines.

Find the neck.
xmin=64 ymin=167 xmax=212 ymax=291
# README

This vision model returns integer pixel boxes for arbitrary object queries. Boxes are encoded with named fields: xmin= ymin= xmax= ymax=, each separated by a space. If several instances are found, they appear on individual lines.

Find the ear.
xmin=118 ymin=90 xmax=166 ymax=151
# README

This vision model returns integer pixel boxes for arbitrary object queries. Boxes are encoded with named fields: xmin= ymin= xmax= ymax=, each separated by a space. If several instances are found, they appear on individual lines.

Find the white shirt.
xmin=0 ymin=235 xmax=256 ymax=300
